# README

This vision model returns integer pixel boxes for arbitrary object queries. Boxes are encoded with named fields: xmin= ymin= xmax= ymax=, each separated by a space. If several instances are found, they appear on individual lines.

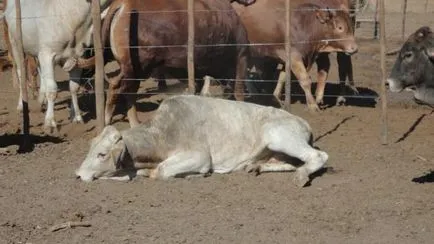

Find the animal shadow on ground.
xmin=395 ymin=110 xmax=434 ymax=143
xmin=314 ymin=115 xmax=356 ymax=143
xmin=246 ymin=57 xmax=378 ymax=108
xmin=412 ymin=170 xmax=434 ymax=184
xmin=0 ymin=134 xmax=65 ymax=153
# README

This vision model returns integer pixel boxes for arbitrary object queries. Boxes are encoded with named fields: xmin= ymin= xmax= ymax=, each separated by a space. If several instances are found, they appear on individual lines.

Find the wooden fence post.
xmin=379 ymin=0 xmax=388 ymax=145
xmin=91 ymin=0 xmax=105 ymax=133
xmin=284 ymin=0 xmax=292 ymax=111
xmin=14 ymin=0 xmax=31 ymax=152
xmin=187 ymin=0 xmax=195 ymax=94
xmin=374 ymin=0 xmax=379 ymax=39
xmin=401 ymin=0 xmax=408 ymax=41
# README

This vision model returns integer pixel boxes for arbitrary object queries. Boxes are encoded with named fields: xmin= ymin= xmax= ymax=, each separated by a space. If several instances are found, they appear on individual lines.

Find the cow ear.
xmin=339 ymin=4 xmax=349 ymax=12
xmin=414 ymin=26 xmax=432 ymax=41
xmin=327 ymin=7 xmax=337 ymax=18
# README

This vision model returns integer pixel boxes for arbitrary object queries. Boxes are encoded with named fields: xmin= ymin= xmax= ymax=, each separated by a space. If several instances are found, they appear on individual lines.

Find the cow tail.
xmin=75 ymin=2 xmax=122 ymax=74
xmin=101 ymin=2 xmax=124 ymax=84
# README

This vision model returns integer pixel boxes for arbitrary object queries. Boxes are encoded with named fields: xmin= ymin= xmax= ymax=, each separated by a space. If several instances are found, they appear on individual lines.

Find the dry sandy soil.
xmin=0 ymin=1 xmax=433 ymax=244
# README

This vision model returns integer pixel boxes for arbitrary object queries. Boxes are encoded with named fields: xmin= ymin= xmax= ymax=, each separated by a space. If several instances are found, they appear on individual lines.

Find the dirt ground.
xmin=0 ymin=1 xmax=433 ymax=244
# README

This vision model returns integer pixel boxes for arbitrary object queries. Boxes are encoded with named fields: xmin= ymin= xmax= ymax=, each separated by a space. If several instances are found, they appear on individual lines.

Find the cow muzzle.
xmin=386 ymin=78 xmax=404 ymax=92
xmin=75 ymin=169 xmax=96 ymax=182
xmin=344 ymin=43 xmax=359 ymax=55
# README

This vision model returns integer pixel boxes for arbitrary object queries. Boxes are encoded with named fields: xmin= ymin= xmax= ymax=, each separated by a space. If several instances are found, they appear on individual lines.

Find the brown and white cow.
xmin=232 ymin=0 xmax=358 ymax=111
xmin=95 ymin=0 xmax=251 ymax=127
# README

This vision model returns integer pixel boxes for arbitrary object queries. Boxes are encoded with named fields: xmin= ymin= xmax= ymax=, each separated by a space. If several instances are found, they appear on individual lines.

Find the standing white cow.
xmin=3 ymin=0 xmax=111 ymax=131
xmin=75 ymin=95 xmax=329 ymax=188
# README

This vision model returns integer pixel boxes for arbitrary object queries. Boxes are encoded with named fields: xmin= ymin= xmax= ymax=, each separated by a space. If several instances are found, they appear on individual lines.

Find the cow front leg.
xmin=150 ymin=150 xmax=212 ymax=180
xmin=272 ymin=70 xmax=286 ymax=103
xmin=291 ymin=56 xmax=319 ymax=112
xmin=38 ymin=51 xmax=58 ymax=132
xmin=315 ymin=53 xmax=331 ymax=105
xmin=200 ymin=75 xmax=212 ymax=97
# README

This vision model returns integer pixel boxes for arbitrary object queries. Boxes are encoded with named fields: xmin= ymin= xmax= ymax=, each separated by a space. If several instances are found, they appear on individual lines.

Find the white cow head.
xmin=75 ymin=125 xmax=127 ymax=182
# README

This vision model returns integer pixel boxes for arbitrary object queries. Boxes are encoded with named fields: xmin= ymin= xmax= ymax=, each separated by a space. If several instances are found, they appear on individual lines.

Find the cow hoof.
xmin=183 ymin=88 xmax=195 ymax=95
xmin=137 ymin=169 xmax=154 ymax=177
xmin=148 ymin=168 xmax=159 ymax=179
xmin=62 ymin=57 xmax=77 ymax=72
xmin=349 ymin=85 xmax=359 ymax=95
xmin=16 ymin=104 xmax=23 ymax=112
xmin=200 ymin=92 xmax=212 ymax=97
xmin=43 ymin=120 xmax=58 ymax=134
xmin=73 ymin=116 xmax=84 ymax=124
xmin=336 ymin=96 xmax=346 ymax=106
xmin=307 ymin=104 xmax=321 ymax=113
xmin=245 ymin=164 xmax=261 ymax=176
xmin=293 ymin=169 xmax=310 ymax=188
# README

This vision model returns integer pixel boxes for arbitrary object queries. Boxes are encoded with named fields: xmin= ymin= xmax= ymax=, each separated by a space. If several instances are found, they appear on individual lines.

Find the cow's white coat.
xmin=4 ymin=0 xmax=110 ymax=129
xmin=76 ymin=95 xmax=329 ymax=187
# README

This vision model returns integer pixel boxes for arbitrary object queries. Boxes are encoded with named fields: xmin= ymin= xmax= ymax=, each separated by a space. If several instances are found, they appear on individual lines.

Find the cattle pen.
xmin=0 ymin=1 xmax=433 ymax=243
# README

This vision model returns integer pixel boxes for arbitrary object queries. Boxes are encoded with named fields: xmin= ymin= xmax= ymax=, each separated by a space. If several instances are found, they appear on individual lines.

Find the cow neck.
xmin=120 ymin=123 xmax=161 ymax=163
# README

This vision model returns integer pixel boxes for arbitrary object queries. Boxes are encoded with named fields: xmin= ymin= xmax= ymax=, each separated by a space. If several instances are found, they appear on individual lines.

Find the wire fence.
xmin=1 ymin=0 xmax=430 ymax=146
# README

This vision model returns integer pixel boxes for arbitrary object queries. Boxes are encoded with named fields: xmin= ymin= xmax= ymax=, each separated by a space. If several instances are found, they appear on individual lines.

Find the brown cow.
xmin=96 ymin=0 xmax=250 ymax=127
xmin=232 ymin=0 xmax=358 ymax=111
xmin=1 ymin=17 xmax=39 ymax=101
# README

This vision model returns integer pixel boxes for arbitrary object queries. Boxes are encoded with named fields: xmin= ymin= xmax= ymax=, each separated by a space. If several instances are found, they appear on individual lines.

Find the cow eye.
xmin=403 ymin=52 xmax=413 ymax=59
xmin=98 ymin=153 xmax=107 ymax=159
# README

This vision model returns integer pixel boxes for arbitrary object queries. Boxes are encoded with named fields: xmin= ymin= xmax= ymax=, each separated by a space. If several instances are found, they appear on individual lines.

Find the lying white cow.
xmin=75 ymin=95 xmax=329 ymax=187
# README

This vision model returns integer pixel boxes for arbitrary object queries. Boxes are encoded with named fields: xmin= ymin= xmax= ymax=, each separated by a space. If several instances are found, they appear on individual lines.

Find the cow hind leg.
xmin=68 ymin=68 xmax=84 ymax=123
xmin=264 ymin=123 xmax=328 ymax=187
xmin=245 ymin=156 xmax=297 ymax=175
xmin=150 ymin=150 xmax=212 ymax=180
xmin=336 ymin=53 xmax=358 ymax=106
xmin=38 ymin=52 xmax=58 ymax=132
xmin=122 ymin=76 xmax=141 ymax=127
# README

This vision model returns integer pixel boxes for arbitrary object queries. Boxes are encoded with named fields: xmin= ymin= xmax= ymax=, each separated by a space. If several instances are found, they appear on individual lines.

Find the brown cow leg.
xmin=315 ymin=53 xmax=331 ymax=106
xmin=105 ymin=82 xmax=121 ymax=126
xmin=234 ymin=54 xmax=247 ymax=101
xmin=104 ymin=67 xmax=125 ymax=126
xmin=291 ymin=56 xmax=319 ymax=112
xmin=124 ymin=78 xmax=141 ymax=128
xmin=273 ymin=70 xmax=286 ymax=102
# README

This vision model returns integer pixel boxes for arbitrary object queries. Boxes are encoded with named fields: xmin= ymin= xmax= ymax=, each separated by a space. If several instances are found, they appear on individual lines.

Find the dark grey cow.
xmin=387 ymin=26 xmax=434 ymax=106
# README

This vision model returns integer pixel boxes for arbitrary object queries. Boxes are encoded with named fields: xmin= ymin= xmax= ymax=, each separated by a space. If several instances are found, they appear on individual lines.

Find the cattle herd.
xmin=0 ymin=0 xmax=433 ymax=187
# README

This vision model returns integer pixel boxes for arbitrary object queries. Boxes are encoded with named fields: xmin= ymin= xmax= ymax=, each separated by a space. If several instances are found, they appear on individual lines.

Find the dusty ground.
xmin=0 ymin=1 xmax=433 ymax=244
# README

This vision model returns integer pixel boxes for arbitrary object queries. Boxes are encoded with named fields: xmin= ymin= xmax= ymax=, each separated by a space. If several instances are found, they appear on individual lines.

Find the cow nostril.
xmin=76 ymin=175 xmax=81 ymax=180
